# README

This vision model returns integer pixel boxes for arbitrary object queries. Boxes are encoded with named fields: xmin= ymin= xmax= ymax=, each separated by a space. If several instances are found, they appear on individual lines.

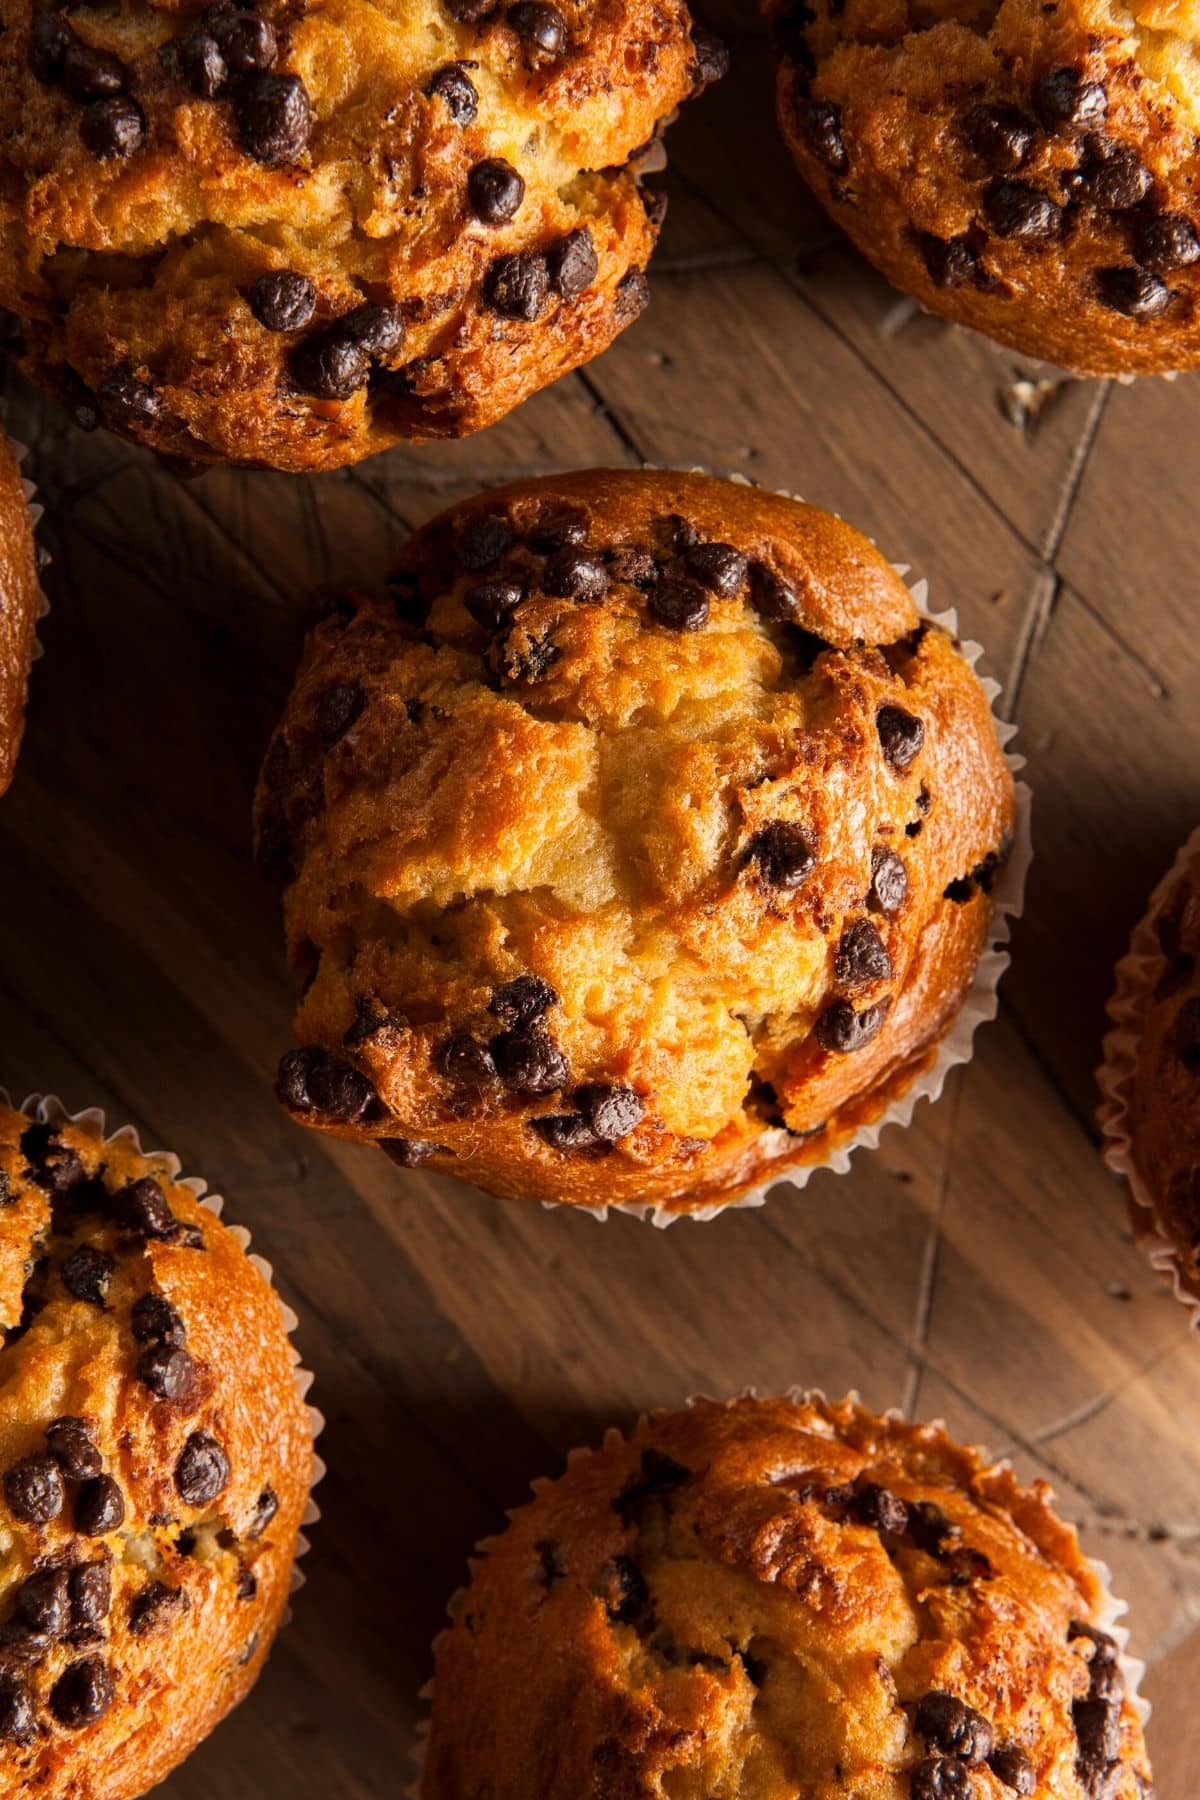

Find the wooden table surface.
xmin=3 ymin=6 xmax=1200 ymax=1794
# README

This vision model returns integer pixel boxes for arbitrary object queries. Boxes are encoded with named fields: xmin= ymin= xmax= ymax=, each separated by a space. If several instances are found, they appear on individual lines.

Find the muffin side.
xmin=0 ymin=438 xmax=41 ymax=798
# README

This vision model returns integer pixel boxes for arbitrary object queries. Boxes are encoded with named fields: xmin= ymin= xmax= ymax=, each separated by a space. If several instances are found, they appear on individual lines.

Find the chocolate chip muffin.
xmin=0 ymin=437 xmax=41 ymax=798
xmin=420 ymin=1393 xmax=1153 ymax=1799
xmin=0 ymin=1100 xmax=314 ymax=1796
xmin=0 ymin=0 xmax=724 ymax=473
xmin=255 ymin=468 xmax=1017 ymax=1215
xmin=766 ymin=0 xmax=1200 ymax=374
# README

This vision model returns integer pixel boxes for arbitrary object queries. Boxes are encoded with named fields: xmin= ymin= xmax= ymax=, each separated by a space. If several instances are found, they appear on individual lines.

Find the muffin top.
xmin=255 ymin=469 xmax=1016 ymax=1214
xmin=766 ymin=0 xmax=1200 ymax=375
xmin=0 ymin=1102 xmax=313 ymax=1797
xmin=0 ymin=437 xmax=40 ymax=798
xmin=421 ymin=1393 xmax=1153 ymax=1799
xmin=1129 ymin=852 xmax=1200 ymax=1298
xmin=0 ymin=0 xmax=721 ymax=472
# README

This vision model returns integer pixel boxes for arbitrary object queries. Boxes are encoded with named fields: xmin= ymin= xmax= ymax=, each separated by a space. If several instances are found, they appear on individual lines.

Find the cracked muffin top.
xmin=0 ymin=438 xmax=40 ymax=800
xmin=421 ymin=1394 xmax=1153 ymax=1800
xmin=254 ymin=468 xmax=1016 ymax=1214
xmin=0 ymin=0 xmax=724 ymax=473
xmin=766 ymin=0 xmax=1200 ymax=375
xmin=0 ymin=1102 xmax=314 ymax=1798
xmin=1128 ymin=851 xmax=1200 ymax=1301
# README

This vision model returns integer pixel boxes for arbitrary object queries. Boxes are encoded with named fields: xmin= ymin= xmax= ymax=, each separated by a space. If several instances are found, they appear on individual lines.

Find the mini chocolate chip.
xmin=531 ymin=1113 xmax=598 ymax=1152
xmin=530 ymin=511 xmax=588 ymax=554
xmin=987 ymin=1748 xmax=1036 ymax=1795
xmin=543 ymin=549 xmax=609 ymax=602
xmin=28 ymin=1142 xmax=86 ymax=1198
xmin=468 ymin=157 xmax=526 ymax=225
xmin=1134 ymin=212 xmax=1200 ymax=272
xmin=114 ymin=1176 xmax=176 ymax=1239
xmin=850 ymin=1482 xmax=908 ymax=1533
xmin=16 ymin=1568 xmax=70 ymax=1638
xmin=276 ymin=1047 xmax=377 ymax=1121
xmin=315 ymin=682 xmax=366 ymax=744
xmin=426 ymin=62 xmax=478 ymax=123
xmin=916 ymin=1693 xmax=995 ymax=1763
xmin=1175 ymin=996 xmax=1200 ymax=1068
xmin=1073 ymin=1697 xmax=1121 ymax=1767
xmin=28 ymin=10 xmax=74 ymax=83
xmin=596 ymin=1556 xmax=649 ymax=1623
xmin=800 ymin=99 xmax=848 ymax=173
xmin=814 ymin=997 xmax=890 ymax=1053
xmin=877 ymin=704 xmax=925 ymax=770
xmin=0 ymin=1679 xmax=35 ymax=1745
xmin=643 ymin=186 xmax=669 ymax=231
xmin=211 ymin=10 xmax=276 ymax=73
xmin=336 ymin=302 xmax=405 ymax=357
xmin=489 ymin=974 xmax=558 ymax=1023
xmin=685 ymin=542 xmax=747 ymax=597
xmin=76 ymin=1475 xmax=125 ymax=1537
xmin=907 ymin=1498 xmax=956 ymax=1554
xmin=382 ymin=1137 xmax=441 ymax=1168
xmin=248 ymin=1486 xmax=279 ymax=1538
xmin=1076 ymin=141 xmax=1150 ymax=210
xmin=649 ymin=576 xmax=709 ymax=632
xmin=1096 ymin=266 xmax=1170 ymax=318
xmin=547 ymin=227 xmax=598 ymax=298
xmin=80 ymin=95 xmax=146 ymax=159
xmin=490 ymin=627 xmax=560 ymax=684
xmin=176 ymin=1431 xmax=230 ymax=1506
xmin=985 ymin=180 xmax=1062 ymax=239
xmin=491 ymin=1024 xmax=569 ymax=1093
xmin=46 ymin=1418 xmax=102 ymax=1482
xmin=748 ymin=821 xmax=817 ymax=890
xmin=690 ymin=24 xmax=730 ymax=87
xmin=129 ymin=1580 xmax=187 ymax=1636
xmin=436 ymin=1032 xmax=497 ymax=1087
xmin=49 ymin=1656 xmax=115 ymax=1728
xmin=576 ymin=1084 xmax=643 ymax=1141
xmin=237 ymin=1564 xmax=258 ymax=1600
xmin=965 ymin=103 xmax=1036 ymax=172
xmin=99 ymin=368 xmax=162 ymax=431
xmin=292 ymin=333 xmax=367 ymax=400
xmin=234 ymin=72 xmax=312 ymax=166
xmin=172 ymin=25 xmax=227 ymax=96
xmin=248 ymin=270 xmax=316 ymax=331
xmin=1034 ymin=66 xmax=1106 ymax=132
xmin=748 ymin=561 xmax=802 ymax=622
xmin=138 ymin=1343 xmax=197 ymax=1401
xmin=613 ymin=268 xmax=650 ymax=323
xmin=835 ymin=919 xmax=893 ymax=988
xmin=466 ymin=579 xmax=525 ymax=630
xmin=0 ymin=1619 xmax=50 ymax=1660
xmin=131 ymin=1292 xmax=186 ymax=1347
xmin=62 ymin=37 xmax=126 ymax=100
xmin=459 ymin=513 xmax=514 ymax=570
xmin=868 ymin=848 xmax=908 ymax=915
xmin=69 ymin=1563 xmax=111 ymax=1629
xmin=484 ymin=251 xmax=551 ymax=320
xmin=911 ymin=1760 xmax=973 ymax=1800
xmin=608 ymin=548 xmax=659 ymax=586
xmin=61 ymin=1244 xmax=115 ymax=1307
xmin=506 ymin=0 xmax=565 ymax=53
xmin=920 ymin=233 xmax=978 ymax=289
xmin=4 ymin=1455 xmax=65 ymax=1524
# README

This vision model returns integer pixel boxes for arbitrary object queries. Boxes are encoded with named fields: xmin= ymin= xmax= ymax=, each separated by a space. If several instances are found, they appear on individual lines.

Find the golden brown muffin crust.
xmin=0 ymin=1103 xmax=313 ymax=1797
xmin=255 ymin=469 xmax=1017 ymax=1213
xmin=1129 ymin=853 xmax=1200 ymax=1298
xmin=421 ymin=1394 xmax=1154 ymax=1800
xmin=0 ymin=438 xmax=40 ymax=799
xmin=0 ymin=0 xmax=724 ymax=472
xmin=766 ymin=0 xmax=1200 ymax=375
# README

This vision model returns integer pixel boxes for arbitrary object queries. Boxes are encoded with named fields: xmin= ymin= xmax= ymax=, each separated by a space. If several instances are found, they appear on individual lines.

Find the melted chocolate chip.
xmin=113 ymin=1176 xmax=176 ymax=1239
xmin=4 ymin=1455 xmax=65 ymax=1525
xmin=575 ymin=1084 xmax=643 ymax=1141
xmin=613 ymin=267 xmax=650 ymax=324
xmin=484 ymin=251 xmax=551 ymax=320
xmin=80 ymin=94 xmax=146 ymax=158
xmin=70 ymin=1563 xmax=111 ymax=1629
xmin=530 ymin=1112 xmax=600 ymax=1153
xmin=1096 ymin=266 xmax=1169 ymax=319
xmin=490 ymin=1024 xmax=569 ymax=1093
xmin=426 ymin=62 xmax=478 ymax=124
xmin=172 ymin=24 xmax=227 ymax=97
xmin=176 ymin=1431 xmax=230 ymax=1506
xmin=28 ymin=11 xmax=74 ymax=83
xmin=382 ymin=1137 xmax=441 ymax=1168
xmin=1134 ymin=212 xmax=1200 ymax=273
xmin=748 ymin=821 xmax=817 ymax=890
xmin=1073 ymin=1696 xmax=1121 ymax=1777
xmin=507 ymin=2 xmax=566 ymax=53
xmin=920 ymin=233 xmax=979 ymax=289
xmin=907 ymin=1498 xmax=956 ymax=1554
xmin=129 ymin=1580 xmax=187 ymax=1636
xmin=531 ymin=510 xmax=588 ymax=554
xmin=1075 ymin=141 xmax=1150 ymax=210
xmin=684 ymin=542 xmax=747 ymax=597
xmin=76 ymin=1475 xmax=125 ymax=1537
xmin=916 ymin=1693 xmax=995 ymax=1763
xmin=835 ymin=919 xmax=893 ymax=988
xmin=596 ymin=1556 xmax=649 ymax=1624
xmin=965 ymin=103 xmax=1036 ymax=172
xmin=876 ymin=704 xmax=925 ymax=770
xmin=468 ymin=157 xmax=525 ymax=225
xmin=211 ymin=9 xmax=276 ymax=73
xmin=131 ymin=1292 xmax=186 ymax=1347
xmin=436 ymin=1032 xmax=497 ymax=1087
xmin=543 ymin=549 xmax=609 ymax=602
xmin=99 ymin=369 xmax=162 ymax=431
xmin=489 ymin=975 xmax=558 ymax=1025
xmin=615 ymin=1448 xmax=691 ymax=1521
xmin=248 ymin=269 xmax=316 ymax=331
xmin=649 ymin=576 xmax=709 ymax=632
xmin=16 ymin=1568 xmax=69 ymax=1638
xmin=984 ymin=180 xmax=1063 ymax=239
xmin=748 ymin=561 xmax=802 ymax=622
xmin=0 ymin=1679 xmax=34 ymax=1745
xmin=911 ymin=1760 xmax=973 ymax=1800
xmin=49 ymin=1656 xmax=115 ymax=1728
xmin=138 ymin=1343 xmax=197 ymax=1401
xmin=987 ymin=1747 xmax=1036 ymax=1794
xmin=547 ymin=227 xmax=598 ymax=298
xmin=237 ymin=1564 xmax=258 ymax=1600
xmin=814 ymin=997 xmax=890 ymax=1053
xmin=276 ymin=1047 xmax=378 ymax=1121
xmin=46 ymin=1417 xmax=102 ymax=1482
xmin=315 ymin=682 xmax=366 ymax=744
xmin=1034 ymin=66 xmax=1107 ymax=132
xmin=868 ymin=847 xmax=908 ymax=914
xmin=234 ymin=71 xmax=312 ymax=166
xmin=800 ymin=99 xmax=848 ymax=173
xmin=61 ymin=1244 xmax=115 ymax=1306
xmin=458 ymin=513 xmax=514 ymax=570
xmin=248 ymin=1486 xmax=279 ymax=1538
xmin=62 ymin=37 xmax=126 ymax=100
xmin=849 ymin=1482 xmax=908 ymax=1533
xmin=466 ymin=578 xmax=525 ymax=630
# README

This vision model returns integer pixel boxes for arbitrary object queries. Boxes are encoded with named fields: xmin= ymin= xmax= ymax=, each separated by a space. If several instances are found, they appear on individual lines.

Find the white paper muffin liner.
xmin=541 ymin=473 xmax=1031 ymax=1226
xmin=1097 ymin=827 xmax=1200 ymax=1329
xmin=1 ymin=1090 xmax=326 ymax=1606
xmin=409 ymin=1387 xmax=1148 ymax=1796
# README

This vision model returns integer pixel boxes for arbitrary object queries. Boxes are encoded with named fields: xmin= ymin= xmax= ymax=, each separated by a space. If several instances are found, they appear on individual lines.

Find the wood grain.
xmin=2 ymin=6 xmax=1198 ymax=1794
